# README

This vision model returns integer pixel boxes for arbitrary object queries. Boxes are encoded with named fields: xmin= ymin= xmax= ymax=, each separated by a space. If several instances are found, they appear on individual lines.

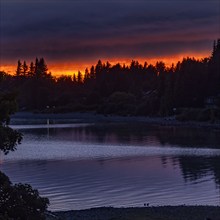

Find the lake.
xmin=0 ymin=121 xmax=220 ymax=211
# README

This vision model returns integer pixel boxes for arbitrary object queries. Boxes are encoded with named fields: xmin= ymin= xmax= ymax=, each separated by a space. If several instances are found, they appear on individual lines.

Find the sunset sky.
xmin=0 ymin=0 xmax=219 ymax=76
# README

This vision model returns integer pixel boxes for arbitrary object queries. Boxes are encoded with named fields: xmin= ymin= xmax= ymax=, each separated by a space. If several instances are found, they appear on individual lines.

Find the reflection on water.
xmin=175 ymin=156 xmax=220 ymax=186
xmin=1 ymin=123 xmax=220 ymax=210
xmin=12 ymin=123 xmax=220 ymax=148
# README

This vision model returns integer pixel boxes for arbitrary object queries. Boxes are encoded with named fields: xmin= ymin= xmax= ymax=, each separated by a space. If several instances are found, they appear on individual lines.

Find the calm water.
xmin=1 ymin=122 xmax=220 ymax=211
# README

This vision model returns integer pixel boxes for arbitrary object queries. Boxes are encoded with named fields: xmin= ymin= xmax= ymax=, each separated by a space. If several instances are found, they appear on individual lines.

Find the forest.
xmin=0 ymin=39 xmax=220 ymax=121
xmin=0 ymin=40 xmax=220 ymax=219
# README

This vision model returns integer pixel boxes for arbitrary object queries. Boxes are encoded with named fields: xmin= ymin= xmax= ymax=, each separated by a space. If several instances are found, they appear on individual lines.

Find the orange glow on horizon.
xmin=0 ymin=52 xmax=210 ymax=77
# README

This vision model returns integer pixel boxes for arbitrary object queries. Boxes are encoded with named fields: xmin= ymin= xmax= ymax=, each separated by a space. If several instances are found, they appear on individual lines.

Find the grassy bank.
xmin=46 ymin=206 xmax=220 ymax=220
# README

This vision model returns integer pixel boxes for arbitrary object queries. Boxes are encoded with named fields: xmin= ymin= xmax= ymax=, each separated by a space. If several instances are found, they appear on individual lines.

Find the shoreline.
xmin=46 ymin=206 xmax=220 ymax=220
xmin=11 ymin=111 xmax=220 ymax=130
xmin=10 ymin=113 xmax=220 ymax=219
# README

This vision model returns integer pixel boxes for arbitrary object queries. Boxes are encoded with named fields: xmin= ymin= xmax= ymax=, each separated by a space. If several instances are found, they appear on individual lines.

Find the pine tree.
xmin=95 ymin=60 xmax=103 ymax=74
xmin=77 ymin=71 xmax=82 ymax=83
xmin=29 ymin=62 xmax=35 ymax=76
xmin=209 ymin=39 xmax=220 ymax=95
xmin=22 ymin=61 xmax=28 ymax=76
xmin=34 ymin=58 xmax=39 ymax=76
xmin=90 ymin=65 xmax=95 ymax=79
xmin=38 ymin=58 xmax=48 ymax=77
xmin=34 ymin=58 xmax=48 ymax=77
xmin=212 ymin=40 xmax=216 ymax=58
xmin=73 ymin=73 xmax=77 ymax=83
xmin=16 ymin=60 xmax=22 ymax=76
xmin=84 ymin=68 xmax=90 ymax=82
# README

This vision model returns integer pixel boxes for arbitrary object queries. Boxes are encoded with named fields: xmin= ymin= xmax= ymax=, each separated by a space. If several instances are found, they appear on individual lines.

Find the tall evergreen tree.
xmin=77 ymin=71 xmax=83 ymax=83
xmin=16 ymin=60 xmax=22 ymax=76
xmin=209 ymin=39 xmax=220 ymax=96
xmin=38 ymin=58 xmax=48 ymax=77
xmin=84 ymin=68 xmax=90 ymax=82
xmin=90 ymin=65 xmax=95 ymax=79
xmin=73 ymin=73 xmax=77 ymax=83
xmin=22 ymin=61 xmax=28 ymax=76
xmin=29 ymin=62 xmax=35 ymax=76
xmin=95 ymin=60 xmax=103 ymax=75
xmin=34 ymin=58 xmax=39 ymax=76
xmin=34 ymin=58 xmax=48 ymax=78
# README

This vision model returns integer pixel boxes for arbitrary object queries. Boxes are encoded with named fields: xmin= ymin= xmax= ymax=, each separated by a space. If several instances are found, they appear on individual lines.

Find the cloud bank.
xmin=1 ymin=0 xmax=219 ymax=72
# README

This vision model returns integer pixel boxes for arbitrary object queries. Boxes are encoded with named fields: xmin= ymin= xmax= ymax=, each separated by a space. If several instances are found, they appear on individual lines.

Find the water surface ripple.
xmin=1 ymin=123 xmax=220 ymax=211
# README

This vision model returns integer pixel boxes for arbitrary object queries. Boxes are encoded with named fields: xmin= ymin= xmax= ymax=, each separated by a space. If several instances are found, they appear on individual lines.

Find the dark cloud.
xmin=1 ymin=0 xmax=219 ymax=65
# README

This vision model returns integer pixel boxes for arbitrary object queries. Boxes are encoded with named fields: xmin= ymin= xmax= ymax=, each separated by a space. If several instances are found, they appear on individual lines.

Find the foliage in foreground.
xmin=0 ymin=172 xmax=49 ymax=220
xmin=0 ymin=92 xmax=49 ymax=220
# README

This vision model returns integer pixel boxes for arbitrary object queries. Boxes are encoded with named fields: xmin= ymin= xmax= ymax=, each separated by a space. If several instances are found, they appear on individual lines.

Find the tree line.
xmin=0 ymin=39 xmax=220 ymax=120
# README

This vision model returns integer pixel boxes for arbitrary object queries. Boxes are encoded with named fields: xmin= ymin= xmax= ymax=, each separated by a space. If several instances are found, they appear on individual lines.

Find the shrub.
xmin=0 ymin=171 xmax=49 ymax=220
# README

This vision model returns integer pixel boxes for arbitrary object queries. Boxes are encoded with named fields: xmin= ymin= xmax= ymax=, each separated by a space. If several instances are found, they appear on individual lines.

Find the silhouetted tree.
xmin=29 ymin=62 xmax=35 ymax=76
xmin=22 ymin=61 xmax=28 ymax=76
xmin=38 ymin=58 xmax=48 ymax=77
xmin=16 ymin=60 xmax=22 ymax=76
xmin=0 ymin=93 xmax=49 ymax=219
xmin=73 ymin=73 xmax=77 ymax=83
xmin=95 ymin=60 xmax=103 ymax=76
xmin=77 ymin=71 xmax=83 ymax=83
xmin=159 ymin=73 xmax=174 ymax=116
xmin=156 ymin=61 xmax=166 ymax=99
xmin=1 ymin=40 xmax=219 ymax=116
xmin=34 ymin=58 xmax=39 ymax=75
xmin=209 ymin=38 xmax=220 ymax=96
xmin=0 ymin=93 xmax=22 ymax=153
xmin=84 ymin=68 xmax=90 ymax=82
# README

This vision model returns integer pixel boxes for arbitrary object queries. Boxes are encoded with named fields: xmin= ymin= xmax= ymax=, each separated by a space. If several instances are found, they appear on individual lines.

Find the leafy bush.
xmin=0 ymin=126 xmax=22 ymax=154
xmin=0 ymin=172 xmax=49 ymax=220
xmin=0 ymin=92 xmax=50 ymax=220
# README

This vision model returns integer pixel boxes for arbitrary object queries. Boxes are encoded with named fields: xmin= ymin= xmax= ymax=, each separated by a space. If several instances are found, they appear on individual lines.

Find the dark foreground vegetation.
xmin=49 ymin=206 xmax=220 ymax=220
xmin=1 ymin=40 xmax=220 ymax=121
xmin=0 ymin=93 xmax=49 ymax=220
